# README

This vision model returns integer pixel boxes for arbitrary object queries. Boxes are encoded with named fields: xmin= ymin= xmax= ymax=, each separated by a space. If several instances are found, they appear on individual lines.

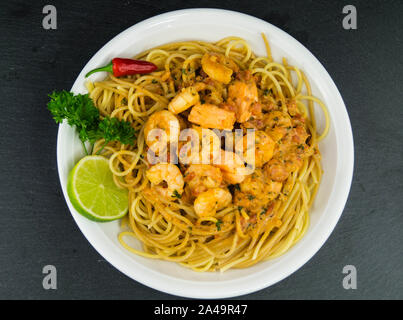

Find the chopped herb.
xmin=216 ymin=219 xmax=223 ymax=231
xmin=297 ymin=144 xmax=305 ymax=150
xmin=263 ymin=89 xmax=271 ymax=96
xmin=234 ymin=184 xmax=240 ymax=191
xmin=247 ymin=195 xmax=255 ymax=200
xmin=181 ymin=69 xmax=187 ymax=75
xmin=238 ymin=206 xmax=243 ymax=211
xmin=200 ymin=99 xmax=205 ymax=104
xmin=273 ymin=117 xmax=279 ymax=121
xmin=151 ymin=79 xmax=158 ymax=84
xmin=172 ymin=190 xmax=182 ymax=199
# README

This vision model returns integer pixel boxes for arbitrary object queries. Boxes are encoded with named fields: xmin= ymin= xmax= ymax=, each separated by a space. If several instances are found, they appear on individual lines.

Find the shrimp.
xmin=144 ymin=110 xmax=180 ymax=153
xmin=291 ymin=124 xmax=310 ymax=144
xmin=236 ymin=130 xmax=275 ymax=168
xmin=188 ymin=103 xmax=236 ymax=130
xmin=233 ymin=168 xmax=282 ymax=214
xmin=201 ymin=52 xmax=238 ymax=84
xmin=254 ymin=130 xmax=275 ymax=167
xmin=194 ymin=187 xmax=232 ymax=217
xmin=263 ymin=110 xmax=292 ymax=142
xmin=184 ymin=164 xmax=223 ymax=198
xmin=193 ymin=126 xmax=221 ymax=163
xmin=286 ymin=99 xmax=298 ymax=116
xmin=146 ymin=163 xmax=184 ymax=198
xmin=178 ymin=126 xmax=221 ymax=165
xmin=215 ymin=150 xmax=249 ymax=184
xmin=264 ymin=110 xmax=292 ymax=128
xmin=263 ymin=159 xmax=290 ymax=182
xmin=168 ymin=82 xmax=206 ymax=114
xmin=227 ymin=71 xmax=258 ymax=123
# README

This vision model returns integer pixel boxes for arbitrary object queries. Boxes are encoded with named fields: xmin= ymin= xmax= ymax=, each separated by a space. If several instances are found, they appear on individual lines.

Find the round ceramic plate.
xmin=57 ymin=8 xmax=354 ymax=298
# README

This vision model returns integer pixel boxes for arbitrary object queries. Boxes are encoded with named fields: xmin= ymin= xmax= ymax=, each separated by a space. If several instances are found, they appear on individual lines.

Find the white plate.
xmin=57 ymin=8 xmax=354 ymax=298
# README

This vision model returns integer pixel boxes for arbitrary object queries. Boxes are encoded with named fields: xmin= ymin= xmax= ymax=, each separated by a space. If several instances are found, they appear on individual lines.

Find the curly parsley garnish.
xmin=47 ymin=90 xmax=136 ymax=154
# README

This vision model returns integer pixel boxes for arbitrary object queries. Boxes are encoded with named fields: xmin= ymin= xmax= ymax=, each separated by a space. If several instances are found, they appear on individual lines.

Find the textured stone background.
xmin=0 ymin=0 xmax=401 ymax=299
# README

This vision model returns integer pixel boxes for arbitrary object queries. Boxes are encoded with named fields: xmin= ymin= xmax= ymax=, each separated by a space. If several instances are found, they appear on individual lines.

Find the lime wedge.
xmin=67 ymin=155 xmax=128 ymax=222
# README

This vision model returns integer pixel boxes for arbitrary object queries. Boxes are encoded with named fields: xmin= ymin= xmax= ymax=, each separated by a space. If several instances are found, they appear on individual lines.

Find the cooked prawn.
xmin=194 ymin=187 xmax=232 ymax=217
xmin=263 ymin=110 xmax=292 ymax=142
xmin=264 ymin=110 xmax=292 ymax=128
xmin=263 ymin=159 xmax=290 ymax=182
xmin=188 ymin=103 xmax=236 ymax=130
xmin=184 ymin=164 xmax=223 ymax=198
xmin=143 ymin=110 xmax=180 ymax=153
xmin=227 ymin=71 xmax=258 ymax=123
xmin=146 ymin=163 xmax=184 ymax=198
xmin=236 ymin=130 xmax=275 ymax=168
xmin=192 ymin=126 xmax=221 ymax=164
xmin=201 ymin=52 xmax=238 ymax=84
xmin=233 ymin=168 xmax=282 ymax=214
xmin=214 ymin=150 xmax=249 ymax=184
xmin=168 ymin=82 xmax=206 ymax=114
xmin=178 ymin=126 xmax=221 ymax=165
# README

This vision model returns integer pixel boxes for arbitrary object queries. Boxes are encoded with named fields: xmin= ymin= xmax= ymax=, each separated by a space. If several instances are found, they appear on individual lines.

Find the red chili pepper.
xmin=85 ymin=58 xmax=157 ymax=78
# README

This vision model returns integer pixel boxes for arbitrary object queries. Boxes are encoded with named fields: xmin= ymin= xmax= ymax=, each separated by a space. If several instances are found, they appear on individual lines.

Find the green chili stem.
xmin=85 ymin=62 xmax=113 ymax=78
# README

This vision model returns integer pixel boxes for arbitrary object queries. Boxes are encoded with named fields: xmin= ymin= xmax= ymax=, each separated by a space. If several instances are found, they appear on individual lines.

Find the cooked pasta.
xmin=86 ymin=35 xmax=329 ymax=272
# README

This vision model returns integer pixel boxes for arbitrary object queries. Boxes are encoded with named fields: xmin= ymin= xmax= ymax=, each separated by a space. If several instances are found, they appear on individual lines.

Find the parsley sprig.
xmin=48 ymin=90 xmax=136 ymax=154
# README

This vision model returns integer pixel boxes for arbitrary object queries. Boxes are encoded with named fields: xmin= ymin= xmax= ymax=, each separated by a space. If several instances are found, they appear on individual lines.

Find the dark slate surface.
xmin=0 ymin=0 xmax=402 ymax=300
